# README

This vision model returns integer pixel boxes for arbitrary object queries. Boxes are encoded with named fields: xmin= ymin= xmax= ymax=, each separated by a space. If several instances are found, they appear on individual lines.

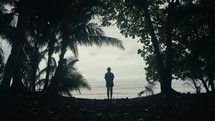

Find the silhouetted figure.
xmin=104 ymin=67 xmax=115 ymax=99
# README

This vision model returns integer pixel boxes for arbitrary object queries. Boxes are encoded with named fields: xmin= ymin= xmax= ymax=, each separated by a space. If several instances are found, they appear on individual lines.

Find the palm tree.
xmin=25 ymin=16 xmax=55 ymax=92
xmin=58 ymin=57 xmax=91 ymax=97
xmin=37 ymin=57 xmax=90 ymax=96
xmin=0 ymin=0 xmax=37 ymax=95
xmin=44 ymin=0 xmax=124 ymax=95
xmin=43 ymin=27 xmax=61 ymax=90
xmin=47 ymin=22 xmax=124 ymax=95
xmin=0 ymin=0 xmax=124 ymax=96
xmin=37 ymin=57 xmax=57 ymax=90
xmin=0 ymin=1 xmax=18 ymax=94
xmin=138 ymin=81 xmax=156 ymax=97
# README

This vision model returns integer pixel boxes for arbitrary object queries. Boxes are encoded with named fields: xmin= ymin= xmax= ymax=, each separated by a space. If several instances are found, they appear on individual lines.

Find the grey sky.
xmin=0 ymin=25 xmax=147 ymax=84
xmin=72 ymin=25 xmax=146 ymax=83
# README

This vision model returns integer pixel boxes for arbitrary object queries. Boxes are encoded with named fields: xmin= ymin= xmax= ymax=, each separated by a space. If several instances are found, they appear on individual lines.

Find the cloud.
xmin=76 ymin=42 xmax=146 ymax=83
xmin=0 ymin=25 xmax=147 ymax=85
xmin=73 ymin=25 xmax=147 ymax=83
xmin=89 ymin=52 xmax=98 ymax=56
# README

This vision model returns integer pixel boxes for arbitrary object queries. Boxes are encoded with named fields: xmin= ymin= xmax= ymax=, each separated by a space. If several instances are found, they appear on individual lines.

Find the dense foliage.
xmin=0 ymin=0 xmax=124 ymax=96
xmin=0 ymin=0 xmax=214 ymax=96
xmin=99 ymin=0 xmax=215 ymax=94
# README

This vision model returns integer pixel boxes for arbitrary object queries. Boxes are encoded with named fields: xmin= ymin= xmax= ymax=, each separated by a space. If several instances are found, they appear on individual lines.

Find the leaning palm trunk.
xmin=46 ymin=22 xmax=69 ymax=95
xmin=0 ymin=0 xmax=36 ymax=95
xmin=10 ymin=60 xmax=25 ymax=94
xmin=30 ymin=46 xmax=39 ymax=92
xmin=0 ymin=19 xmax=26 ymax=94
xmin=46 ymin=42 xmax=67 ymax=95
xmin=1 ymin=44 xmax=22 ymax=94
xmin=43 ymin=49 xmax=53 ymax=90
xmin=43 ymin=37 xmax=56 ymax=90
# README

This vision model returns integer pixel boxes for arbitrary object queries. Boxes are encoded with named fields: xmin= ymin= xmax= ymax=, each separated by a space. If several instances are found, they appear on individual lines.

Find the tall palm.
xmin=0 ymin=0 xmax=37 ymax=95
xmin=25 ymin=16 xmax=56 ymax=92
xmin=43 ymin=27 xmax=61 ymax=90
xmin=21 ymin=46 xmax=47 ymax=92
xmin=0 ymin=1 xmax=18 ymax=94
xmin=45 ymin=0 xmax=124 ymax=95
xmin=0 ymin=0 xmax=124 ymax=96
xmin=35 ymin=57 xmax=57 ymax=91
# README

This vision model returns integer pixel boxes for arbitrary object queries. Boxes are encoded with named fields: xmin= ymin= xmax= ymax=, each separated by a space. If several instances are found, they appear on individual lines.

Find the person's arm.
xmin=104 ymin=73 xmax=107 ymax=81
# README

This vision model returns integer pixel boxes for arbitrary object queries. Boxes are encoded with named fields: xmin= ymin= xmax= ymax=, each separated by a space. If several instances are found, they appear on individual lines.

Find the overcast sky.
xmin=1 ymin=25 xmax=146 ymax=84
xmin=71 ymin=25 xmax=146 ymax=83
xmin=0 ymin=25 xmax=194 ymax=96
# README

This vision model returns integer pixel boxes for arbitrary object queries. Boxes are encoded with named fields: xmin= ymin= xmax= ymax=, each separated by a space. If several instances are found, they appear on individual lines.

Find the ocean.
xmin=72 ymin=80 xmax=196 ymax=99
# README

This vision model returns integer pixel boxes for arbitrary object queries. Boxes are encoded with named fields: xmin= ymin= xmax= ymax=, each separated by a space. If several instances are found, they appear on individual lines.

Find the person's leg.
xmin=107 ymin=87 xmax=110 ymax=99
xmin=110 ymin=87 xmax=113 ymax=99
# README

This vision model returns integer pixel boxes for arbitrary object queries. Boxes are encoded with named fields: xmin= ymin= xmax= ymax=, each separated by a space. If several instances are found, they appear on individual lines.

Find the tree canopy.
xmin=0 ymin=0 xmax=214 ymax=96
xmin=99 ymin=0 xmax=215 ymax=94
xmin=0 ymin=0 xmax=124 ymax=96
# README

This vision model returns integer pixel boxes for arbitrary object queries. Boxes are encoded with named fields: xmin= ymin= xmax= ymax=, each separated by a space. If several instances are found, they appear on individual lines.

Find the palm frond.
xmin=65 ymin=57 xmax=79 ymax=71
xmin=69 ymin=22 xmax=125 ymax=52
xmin=37 ymin=65 xmax=56 ymax=79
xmin=138 ymin=81 xmax=156 ymax=97
xmin=58 ymin=74 xmax=91 ymax=97
xmin=68 ymin=42 xmax=79 ymax=57
xmin=88 ymin=36 xmax=125 ymax=50
xmin=57 ymin=57 xmax=90 ymax=97
xmin=85 ymin=23 xmax=105 ymax=36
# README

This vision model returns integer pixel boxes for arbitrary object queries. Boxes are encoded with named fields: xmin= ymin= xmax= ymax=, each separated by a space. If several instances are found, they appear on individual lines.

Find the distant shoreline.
xmin=72 ymin=80 xmax=197 ymax=99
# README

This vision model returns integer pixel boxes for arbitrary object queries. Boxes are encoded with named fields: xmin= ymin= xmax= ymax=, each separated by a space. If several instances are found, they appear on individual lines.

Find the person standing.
xmin=104 ymin=67 xmax=115 ymax=99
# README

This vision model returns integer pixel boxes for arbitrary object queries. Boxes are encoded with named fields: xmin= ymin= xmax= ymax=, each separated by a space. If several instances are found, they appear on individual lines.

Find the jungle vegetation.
xmin=0 ymin=0 xmax=214 ymax=97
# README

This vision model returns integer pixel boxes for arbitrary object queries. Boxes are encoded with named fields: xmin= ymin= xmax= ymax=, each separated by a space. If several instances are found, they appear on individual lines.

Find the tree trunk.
xmin=43 ymin=52 xmax=52 ymax=90
xmin=209 ymin=73 xmax=215 ymax=92
xmin=46 ymin=43 xmax=67 ymax=95
xmin=141 ymin=0 xmax=178 ymax=94
xmin=164 ymin=1 xmax=174 ymax=93
xmin=191 ymin=79 xmax=200 ymax=93
xmin=46 ymin=23 xmax=69 ymax=95
xmin=142 ymin=0 xmax=168 ymax=93
xmin=31 ymin=46 xmax=39 ymax=92
xmin=0 ymin=45 xmax=19 ymax=94
xmin=0 ymin=0 xmax=36 ymax=96
xmin=199 ymin=78 xmax=209 ymax=93
xmin=43 ymin=38 xmax=55 ymax=90
xmin=10 ymin=63 xmax=25 ymax=95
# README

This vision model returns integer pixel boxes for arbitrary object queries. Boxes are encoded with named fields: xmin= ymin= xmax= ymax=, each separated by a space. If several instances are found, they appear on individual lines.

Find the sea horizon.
xmin=72 ymin=79 xmax=197 ymax=99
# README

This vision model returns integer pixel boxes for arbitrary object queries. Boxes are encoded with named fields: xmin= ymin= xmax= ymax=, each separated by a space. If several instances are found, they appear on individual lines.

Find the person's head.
xmin=107 ymin=67 xmax=111 ymax=72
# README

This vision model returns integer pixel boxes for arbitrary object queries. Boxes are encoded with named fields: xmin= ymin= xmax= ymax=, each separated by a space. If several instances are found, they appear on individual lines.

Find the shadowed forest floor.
xmin=0 ymin=93 xmax=215 ymax=121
